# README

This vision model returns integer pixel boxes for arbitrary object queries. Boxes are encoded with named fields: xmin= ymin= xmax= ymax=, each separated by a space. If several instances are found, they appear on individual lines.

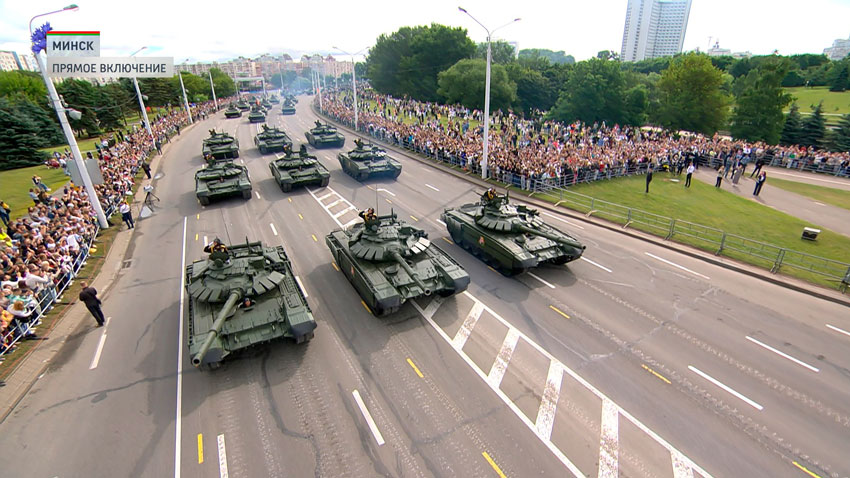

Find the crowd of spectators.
xmin=1 ymin=101 xmax=218 ymax=361
xmin=320 ymin=88 xmax=850 ymax=190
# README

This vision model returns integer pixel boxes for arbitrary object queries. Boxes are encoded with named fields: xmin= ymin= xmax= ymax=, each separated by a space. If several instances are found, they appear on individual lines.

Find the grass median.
xmin=0 ymin=165 xmax=71 ymax=220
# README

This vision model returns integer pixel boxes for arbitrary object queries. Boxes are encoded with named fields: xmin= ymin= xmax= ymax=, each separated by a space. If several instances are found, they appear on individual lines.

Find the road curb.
xmin=316 ymin=108 xmax=850 ymax=309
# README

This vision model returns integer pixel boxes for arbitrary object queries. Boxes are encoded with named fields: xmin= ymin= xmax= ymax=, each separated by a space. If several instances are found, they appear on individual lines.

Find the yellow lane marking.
xmin=549 ymin=305 xmax=570 ymax=320
xmin=298 ymin=213 xmax=303 ymax=220
xmin=197 ymin=434 xmax=204 ymax=464
xmin=410 ymin=215 xmax=419 ymax=221
xmin=641 ymin=364 xmax=671 ymax=384
xmin=195 ymin=233 xmax=198 ymax=241
xmin=386 ymin=199 xmax=393 ymax=204
xmin=312 ymin=234 xmax=318 ymax=242
xmin=361 ymin=300 xmax=372 ymax=314
xmin=442 ymin=237 xmax=452 ymax=244
xmin=406 ymin=358 xmax=424 ymax=378
xmin=487 ymin=266 xmax=498 ymax=274
xmin=792 ymin=461 xmax=823 ymax=478
xmin=196 ymin=214 xmax=199 ymax=220
xmin=332 ymin=262 xmax=339 ymax=271
xmin=482 ymin=452 xmax=507 ymax=478
xmin=288 ymin=197 xmax=292 ymax=203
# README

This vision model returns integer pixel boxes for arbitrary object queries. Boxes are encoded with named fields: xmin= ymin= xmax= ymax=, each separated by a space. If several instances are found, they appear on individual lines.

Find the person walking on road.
xmin=141 ymin=162 xmax=152 ymax=179
xmin=79 ymin=281 xmax=106 ymax=327
xmin=119 ymin=200 xmax=134 ymax=229
xmin=685 ymin=163 xmax=694 ymax=187
xmin=750 ymin=157 xmax=764 ymax=178
xmin=645 ymin=166 xmax=653 ymax=193
xmin=715 ymin=166 xmax=723 ymax=188
xmin=753 ymin=171 xmax=767 ymax=196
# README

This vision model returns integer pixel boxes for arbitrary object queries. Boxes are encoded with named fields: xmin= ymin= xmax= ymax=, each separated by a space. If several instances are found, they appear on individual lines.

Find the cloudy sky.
xmin=1 ymin=0 xmax=848 ymax=63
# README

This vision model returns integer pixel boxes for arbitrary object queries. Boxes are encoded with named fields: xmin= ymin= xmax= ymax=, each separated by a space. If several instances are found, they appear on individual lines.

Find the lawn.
xmin=784 ymin=86 xmax=850 ymax=115
xmin=767 ymin=177 xmax=850 ymax=212
xmin=0 ymin=164 xmax=70 ymax=219
xmin=38 ymin=108 xmax=170 ymax=156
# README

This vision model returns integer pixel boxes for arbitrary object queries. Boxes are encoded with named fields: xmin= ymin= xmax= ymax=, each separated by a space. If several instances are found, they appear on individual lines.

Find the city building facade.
xmin=620 ymin=0 xmax=693 ymax=62
xmin=177 ymin=54 xmax=353 ymax=80
xmin=823 ymin=36 xmax=850 ymax=61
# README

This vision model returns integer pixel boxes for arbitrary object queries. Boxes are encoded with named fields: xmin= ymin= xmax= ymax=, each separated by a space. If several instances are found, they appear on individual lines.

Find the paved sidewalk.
xmin=691 ymin=167 xmax=850 ymax=238
xmin=762 ymin=164 xmax=850 ymax=191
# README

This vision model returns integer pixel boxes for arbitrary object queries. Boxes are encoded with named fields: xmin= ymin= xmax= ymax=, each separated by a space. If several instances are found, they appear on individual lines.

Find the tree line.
xmin=364 ymin=23 xmax=850 ymax=151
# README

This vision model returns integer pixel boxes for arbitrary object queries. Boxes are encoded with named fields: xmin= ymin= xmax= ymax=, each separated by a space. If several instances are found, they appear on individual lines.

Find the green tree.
xmin=137 ymin=77 xmax=176 ymax=107
xmin=437 ymin=58 xmax=516 ymax=111
xmin=829 ymin=61 xmax=849 ymax=92
xmin=0 ymin=100 xmax=46 ymax=170
xmin=730 ymin=57 xmax=793 ymax=144
xmin=3 ymin=93 xmax=63 ymax=146
xmin=518 ymin=49 xmax=574 ymax=64
xmin=780 ymin=103 xmax=803 ymax=145
xmin=56 ymin=78 xmax=101 ymax=137
xmin=654 ymin=53 xmax=730 ymax=134
xmin=0 ymin=70 xmax=48 ymax=106
xmin=210 ymin=68 xmax=236 ymax=97
xmin=506 ymin=63 xmax=556 ymax=113
xmin=475 ymin=40 xmax=516 ymax=64
xmin=799 ymin=101 xmax=826 ymax=148
xmin=367 ymin=24 xmax=475 ymax=101
xmin=830 ymin=113 xmax=850 ymax=152
xmin=97 ymin=82 xmax=133 ymax=131
xmin=547 ymin=58 xmax=638 ymax=125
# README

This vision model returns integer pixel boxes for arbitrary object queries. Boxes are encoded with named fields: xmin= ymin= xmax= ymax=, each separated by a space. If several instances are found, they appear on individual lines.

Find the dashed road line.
xmin=203 ymin=235 xmax=208 ymax=247
xmin=217 ymin=434 xmax=229 ymax=478
xmin=352 ymin=390 xmax=386 ymax=446
xmin=298 ymin=213 xmax=303 ymax=220
xmin=269 ymin=223 xmax=278 ymax=236
xmin=641 ymin=364 xmax=671 ymax=384
xmin=331 ymin=261 xmax=339 ymax=271
xmin=426 ymin=184 xmax=440 ymax=191
xmin=377 ymin=188 xmax=396 ymax=197
xmin=745 ymin=336 xmax=819 ymax=372
xmin=197 ymin=434 xmax=204 ymax=464
xmin=826 ymin=323 xmax=850 ymax=338
xmin=89 ymin=319 xmax=110 ymax=370
xmin=645 ymin=252 xmax=710 ymax=280
xmin=294 ymin=275 xmax=308 ymax=298
xmin=792 ymin=460 xmax=823 ymax=478
xmin=410 ymin=215 xmax=419 ymax=222
xmin=527 ymin=272 xmax=555 ymax=289
xmin=548 ymin=305 xmax=570 ymax=320
xmin=311 ymin=234 xmax=318 ymax=242
xmin=254 ymin=191 xmax=261 ymax=199
xmin=195 ymin=233 xmax=198 ymax=241
xmin=482 ymin=452 xmax=507 ymax=478
xmin=688 ymin=365 xmax=763 ymax=411
xmin=580 ymin=257 xmax=612 ymax=273
xmin=442 ymin=237 xmax=453 ymax=244
xmin=541 ymin=211 xmax=585 ymax=229
xmin=361 ymin=300 xmax=372 ymax=314
xmin=436 ymin=219 xmax=446 ymax=226
xmin=406 ymin=358 xmax=424 ymax=378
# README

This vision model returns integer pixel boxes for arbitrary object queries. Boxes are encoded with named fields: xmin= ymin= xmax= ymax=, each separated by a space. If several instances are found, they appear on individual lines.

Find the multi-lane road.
xmin=1 ymin=97 xmax=848 ymax=478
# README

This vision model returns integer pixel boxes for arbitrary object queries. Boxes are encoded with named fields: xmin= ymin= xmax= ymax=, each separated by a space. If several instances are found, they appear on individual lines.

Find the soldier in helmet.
xmin=484 ymin=188 xmax=496 ymax=201
xmin=203 ymin=237 xmax=228 ymax=254
xmin=359 ymin=208 xmax=378 ymax=223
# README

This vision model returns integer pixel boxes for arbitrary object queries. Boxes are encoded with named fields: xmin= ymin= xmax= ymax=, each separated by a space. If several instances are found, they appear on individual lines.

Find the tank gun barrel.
xmin=192 ymin=290 xmax=242 ymax=367
xmin=391 ymin=251 xmax=431 ymax=296
xmin=516 ymin=224 xmax=585 ymax=250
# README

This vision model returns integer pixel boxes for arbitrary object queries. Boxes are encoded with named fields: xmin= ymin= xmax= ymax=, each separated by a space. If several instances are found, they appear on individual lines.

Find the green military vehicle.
xmin=268 ymin=144 xmax=330 ymax=192
xmin=194 ymin=161 xmax=252 ymax=206
xmin=326 ymin=209 xmax=470 ymax=316
xmin=261 ymin=98 xmax=273 ymax=110
xmin=305 ymin=120 xmax=345 ymax=148
xmin=337 ymin=139 xmax=402 ymax=181
xmin=248 ymin=105 xmax=266 ymax=123
xmin=268 ymin=95 xmax=280 ymax=104
xmin=442 ymin=189 xmax=586 ymax=275
xmin=186 ymin=239 xmax=317 ymax=369
xmin=202 ymin=129 xmax=240 ymax=160
xmin=235 ymin=99 xmax=250 ymax=111
xmin=254 ymin=125 xmax=292 ymax=154
xmin=280 ymin=98 xmax=296 ymax=115
xmin=224 ymin=104 xmax=242 ymax=118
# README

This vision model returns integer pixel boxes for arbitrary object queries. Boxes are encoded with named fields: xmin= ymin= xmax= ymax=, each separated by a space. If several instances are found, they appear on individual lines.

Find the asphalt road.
xmin=1 ymin=97 xmax=848 ymax=478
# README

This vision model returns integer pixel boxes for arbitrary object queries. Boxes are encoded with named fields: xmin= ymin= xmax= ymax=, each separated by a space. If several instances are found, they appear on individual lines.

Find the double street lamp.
xmin=130 ymin=46 xmax=155 ymax=141
xmin=333 ymin=46 xmax=368 ymax=131
xmin=458 ymin=6 xmax=520 ymax=180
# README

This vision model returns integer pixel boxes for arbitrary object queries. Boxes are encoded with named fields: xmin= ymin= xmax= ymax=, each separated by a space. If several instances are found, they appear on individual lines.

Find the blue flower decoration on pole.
xmin=31 ymin=22 xmax=53 ymax=55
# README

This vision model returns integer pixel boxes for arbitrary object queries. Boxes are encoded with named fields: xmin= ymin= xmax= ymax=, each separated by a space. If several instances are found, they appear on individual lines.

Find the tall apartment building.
xmin=823 ymin=36 xmax=850 ymax=60
xmin=620 ymin=0 xmax=693 ymax=62
xmin=177 ymin=54 xmax=353 ymax=81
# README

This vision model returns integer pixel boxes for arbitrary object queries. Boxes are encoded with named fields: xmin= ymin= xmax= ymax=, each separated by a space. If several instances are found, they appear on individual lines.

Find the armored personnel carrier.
xmin=224 ymin=105 xmax=242 ymax=118
xmin=326 ymin=209 xmax=470 ymax=316
xmin=338 ymin=139 xmax=402 ymax=181
xmin=186 ymin=239 xmax=317 ymax=369
xmin=195 ymin=161 xmax=252 ymax=206
xmin=248 ymin=106 xmax=266 ymax=123
xmin=254 ymin=125 xmax=292 ymax=154
xmin=280 ymin=98 xmax=296 ymax=115
xmin=269 ymin=144 xmax=330 ymax=192
xmin=305 ymin=120 xmax=345 ymax=148
xmin=202 ymin=129 xmax=240 ymax=160
xmin=235 ymin=99 xmax=250 ymax=111
xmin=442 ymin=189 xmax=586 ymax=275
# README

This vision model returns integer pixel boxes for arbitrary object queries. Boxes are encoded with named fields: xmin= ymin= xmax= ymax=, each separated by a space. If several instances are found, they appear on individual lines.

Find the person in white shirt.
xmin=119 ymin=201 xmax=134 ymax=229
xmin=685 ymin=163 xmax=695 ymax=188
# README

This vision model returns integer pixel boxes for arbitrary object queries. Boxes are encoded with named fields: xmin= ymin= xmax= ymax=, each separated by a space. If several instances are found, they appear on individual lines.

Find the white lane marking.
xmin=768 ymin=170 xmax=850 ymax=186
xmin=644 ymin=252 xmax=710 ymax=280
xmin=326 ymin=198 xmax=344 ymax=209
xmin=316 ymin=192 xmax=334 ymax=201
xmin=343 ymin=218 xmax=360 ymax=228
xmin=452 ymin=301 xmax=484 ymax=350
xmin=436 ymin=219 xmax=446 ymax=226
xmin=269 ymin=223 xmax=278 ymax=236
xmin=421 ymin=296 xmax=444 ymax=320
xmin=814 ymin=201 xmax=826 ymax=206
xmin=295 ymin=275 xmax=308 ymax=298
xmin=254 ymin=191 xmax=261 ymax=199
xmin=527 ymin=272 xmax=556 ymax=289
xmin=745 ymin=336 xmax=820 ymax=372
xmin=671 ymin=450 xmax=695 ymax=478
xmin=541 ymin=211 xmax=585 ymax=230
xmin=581 ymin=257 xmax=612 ymax=273
xmin=203 ymin=235 xmax=208 ymax=247
xmin=377 ymin=188 xmax=396 ymax=197
xmin=89 ymin=327 xmax=109 ymax=370
xmin=826 ymin=324 xmax=850 ymax=338
xmin=535 ymin=361 xmax=563 ymax=441
xmin=175 ymin=217 xmax=187 ymax=478
xmin=217 ymin=434 xmax=229 ymax=478
xmin=688 ymin=365 xmax=763 ymax=411
xmin=426 ymin=184 xmax=440 ymax=191
xmin=333 ymin=205 xmax=356 ymax=219
xmin=487 ymin=328 xmax=520 ymax=388
xmin=598 ymin=399 xmax=619 ymax=478
xmin=352 ymin=390 xmax=386 ymax=446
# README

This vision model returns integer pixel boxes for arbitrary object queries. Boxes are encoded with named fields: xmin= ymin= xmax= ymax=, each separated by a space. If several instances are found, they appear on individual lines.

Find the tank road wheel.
xmin=358 ymin=172 xmax=369 ymax=181
xmin=233 ymin=151 xmax=239 ymax=158
xmin=448 ymin=225 xmax=463 ymax=245
xmin=393 ymin=170 xmax=401 ymax=179
xmin=242 ymin=190 xmax=252 ymax=200
xmin=281 ymin=182 xmax=292 ymax=193
xmin=198 ymin=196 xmax=210 ymax=206
xmin=550 ymin=256 xmax=569 ymax=265
xmin=295 ymin=332 xmax=314 ymax=344
xmin=259 ymin=145 xmax=267 ymax=154
xmin=320 ymin=177 xmax=329 ymax=187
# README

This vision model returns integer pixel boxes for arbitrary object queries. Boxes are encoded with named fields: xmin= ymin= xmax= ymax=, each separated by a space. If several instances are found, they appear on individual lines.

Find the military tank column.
xmin=202 ymin=129 xmax=240 ymax=159
xmin=248 ymin=104 xmax=266 ymax=123
xmin=280 ymin=97 xmax=296 ymax=115
xmin=186 ymin=239 xmax=316 ymax=369
xmin=224 ymin=104 xmax=242 ymax=118
xmin=194 ymin=160 xmax=252 ymax=205
xmin=305 ymin=120 xmax=345 ymax=148
xmin=337 ymin=138 xmax=402 ymax=181
xmin=254 ymin=125 xmax=292 ymax=154
xmin=442 ymin=188 xmax=585 ymax=275
xmin=268 ymin=144 xmax=330 ymax=192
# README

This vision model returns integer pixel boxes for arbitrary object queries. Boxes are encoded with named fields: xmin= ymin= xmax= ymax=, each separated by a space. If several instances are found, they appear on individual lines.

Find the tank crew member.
xmin=359 ymin=208 xmax=378 ymax=223
xmin=203 ymin=238 xmax=228 ymax=254
xmin=483 ymin=188 xmax=497 ymax=201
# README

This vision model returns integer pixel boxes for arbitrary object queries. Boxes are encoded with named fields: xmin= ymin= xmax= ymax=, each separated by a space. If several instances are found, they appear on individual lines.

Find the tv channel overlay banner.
xmin=47 ymin=57 xmax=174 ymax=78
xmin=46 ymin=31 xmax=101 ymax=57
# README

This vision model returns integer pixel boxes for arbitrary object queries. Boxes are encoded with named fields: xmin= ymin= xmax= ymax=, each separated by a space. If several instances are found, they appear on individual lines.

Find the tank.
xmin=305 ymin=120 xmax=345 ymax=148
xmin=268 ymin=144 xmax=330 ymax=192
xmin=280 ymin=98 xmax=296 ymax=115
xmin=441 ymin=189 xmax=586 ymax=275
xmin=235 ymin=99 xmax=250 ymax=111
xmin=186 ymin=240 xmax=317 ymax=369
xmin=202 ymin=129 xmax=240 ymax=159
xmin=224 ymin=105 xmax=242 ymax=118
xmin=254 ymin=125 xmax=293 ymax=154
xmin=337 ymin=139 xmax=402 ymax=181
xmin=326 ymin=210 xmax=470 ymax=316
xmin=268 ymin=95 xmax=280 ymax=104
xmin=285 ymin=94 xmax=298 ymax=104
xmin=195 ymin=160 xmax=252 ymax=205
xmin=261 ymin=99 xmax=273 ymax=110
xmin=248 ymin=106 xmax=266 ymax=123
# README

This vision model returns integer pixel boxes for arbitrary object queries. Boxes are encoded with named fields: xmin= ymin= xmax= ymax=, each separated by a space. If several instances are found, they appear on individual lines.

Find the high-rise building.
xmin=823 ymin=36 xmax=850 ymax=61
xmin=620 ymin=0 xmax=692 ymax=62
xmin=0 ymin=51 xmax=22 ymax=71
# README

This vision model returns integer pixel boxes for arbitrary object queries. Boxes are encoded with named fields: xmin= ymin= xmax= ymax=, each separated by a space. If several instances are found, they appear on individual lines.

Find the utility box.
xmin=802 ymin=227 xmax=821 ymax=241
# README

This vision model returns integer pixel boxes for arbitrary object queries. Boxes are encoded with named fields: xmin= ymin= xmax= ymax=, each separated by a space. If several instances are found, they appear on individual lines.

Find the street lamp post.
xmin=130 ymin=46 xmax=155 ymax=141
xmin=333 ymin=46 xmax=368 ymax=131
xmin=30 ymin=4 xmax=109 ymax=228
xmin=179 ymin=59 xmax=193 ymax=123
xmin=458 ymin=7 xmax=520 ymax=180
xmin=209 ymin=71 xmax=218 ymax=110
